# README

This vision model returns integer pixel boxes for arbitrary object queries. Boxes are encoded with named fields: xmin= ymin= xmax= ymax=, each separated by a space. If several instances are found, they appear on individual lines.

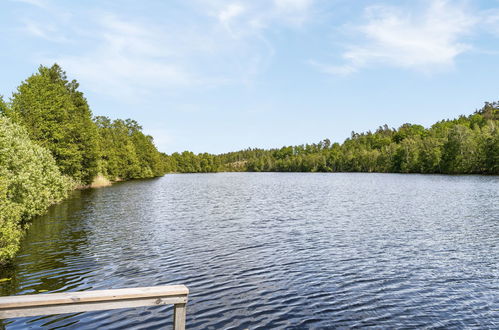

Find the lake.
xmin=1 ymin=173 xmax=498 ymax=329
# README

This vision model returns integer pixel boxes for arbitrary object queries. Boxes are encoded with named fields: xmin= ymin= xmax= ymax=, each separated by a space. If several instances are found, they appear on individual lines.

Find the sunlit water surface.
xmin=1 ymin=173 xmax=498 ymax=329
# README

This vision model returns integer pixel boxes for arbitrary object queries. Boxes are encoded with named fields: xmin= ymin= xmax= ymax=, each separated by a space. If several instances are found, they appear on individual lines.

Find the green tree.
xmin=0 ymin=116 xmax=72 ymax=263
xmin=441 ymin=125 xmax=477 ymax=173
xmin=8 ymin=64 xmax=100 ymax=184
xmin=0 ymin=96 xmax=7 ymax=115
xmin=95 ymin=116 xmax=166 ymax=179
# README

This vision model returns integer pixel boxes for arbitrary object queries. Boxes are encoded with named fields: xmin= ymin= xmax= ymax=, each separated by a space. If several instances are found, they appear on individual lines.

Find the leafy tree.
xmin=0 ymin=116 xmax=72 ymax=264
xmin=0 ymin=96 xmax=7 ymax=115
xmin=8 ymin=64 xmax=99 ymax=184
xmin=94 ymin=116 xmax=166 ymax=179
xmin=441 ymin=125 xmax=477 ymax=173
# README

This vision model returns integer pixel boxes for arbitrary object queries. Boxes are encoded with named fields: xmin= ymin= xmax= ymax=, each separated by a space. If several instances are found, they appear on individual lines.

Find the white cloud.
xmin=18 ymin=0 xmax=315 ymax=98
xmin=274 ymin=0 xmax=312 ymax=11
xmin=217 ymin=3 xmax=247 ymax=37
xmin=23 ymin=19 xmax=52 ymax=38
xmin=12 ymin=0 xmax=47 ymax=8
xmin=316 ymin=0 xmax=476 ymax=75
xmin=184 ymin=0 xmax=314 ymax=83
xmin=46 ymin=16 xmax=202 ymax=99
xmin=22 ymin=19 xmax=68 ymax=42
xmin=273 ymin=0 xmax=313 ymax=25
xmin=309 ymin=60 xmax=356 ymax=76
xmin=200 ymin=0 xmax=314 ymax=38
xmin=482 ymin=8 xmax=499 ymax=36
xmin=218 ymin=3 xmax=245 ymax=25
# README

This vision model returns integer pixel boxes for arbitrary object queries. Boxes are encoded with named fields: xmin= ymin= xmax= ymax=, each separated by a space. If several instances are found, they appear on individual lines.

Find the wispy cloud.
xmin=186 ymin=0 xmax=315 ymax=84
xmin=49 ymin=15 xmax=204 ymax=99
xmin=22 ymin=19 xmax=68 ymax=42
xmin=482 ymin=8 xmax=499 ymax=36
xmin=315 ymin=0 xmax=476 ymax=75
xmin=273 ymin=0 xmax=314 ymax=25
xmin=218 ymin=3 xmax=246 ymax=37
xmin=199 ymin=0 xmax=314 ymax=38
xmin=12 ymin=0 xmax=48 ymax=8
xmin=17 ymin=0 xmax=316 ymax=98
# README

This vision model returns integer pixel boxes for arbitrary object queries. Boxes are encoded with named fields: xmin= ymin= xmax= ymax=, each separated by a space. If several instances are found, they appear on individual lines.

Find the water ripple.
xmin=1 ymin=173 xmax=498 ymax=329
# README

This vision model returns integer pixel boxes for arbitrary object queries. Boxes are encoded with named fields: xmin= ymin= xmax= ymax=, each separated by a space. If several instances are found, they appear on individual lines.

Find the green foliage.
xmin=0 ymin=173 xmax=23 ymax=264
xmin=0 ymin=116 xmax=72 ymax=264
xmin=95 ymin=117 xmax=166 ymax=180
xmin=166 ymin=102 xmax=499 ymax=175
xmin=6 ymin=64 xmax=166 ymax=185
xmin=0 ymin=96 xmax=7 ymax=115
xmin=0 ymin=64 xmax=168 ymax=263
xmin=8 ymin=64 xmax=99 ymax=184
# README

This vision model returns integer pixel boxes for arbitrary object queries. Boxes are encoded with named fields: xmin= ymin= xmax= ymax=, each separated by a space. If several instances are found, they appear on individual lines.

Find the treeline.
xmin=166 ymin=103 xmax=498 ymax=174
xmin=0 ymin=64 xmax=166 ymax=264
xmin=3 ymin=64 xmax=167 ymax=184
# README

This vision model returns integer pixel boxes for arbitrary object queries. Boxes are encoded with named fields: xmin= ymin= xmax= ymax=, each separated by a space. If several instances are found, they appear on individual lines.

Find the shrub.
xmin=0 ymin=116 xmax=72 ymax=264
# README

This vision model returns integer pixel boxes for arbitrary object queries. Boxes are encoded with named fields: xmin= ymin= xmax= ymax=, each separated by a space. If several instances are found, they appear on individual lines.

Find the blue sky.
xmin=1 ymin=0 xmax=499 ymax=153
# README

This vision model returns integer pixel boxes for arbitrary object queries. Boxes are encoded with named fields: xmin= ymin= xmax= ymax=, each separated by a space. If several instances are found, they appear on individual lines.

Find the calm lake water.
xmin=1 ymin=173 xmax=498 ymax=329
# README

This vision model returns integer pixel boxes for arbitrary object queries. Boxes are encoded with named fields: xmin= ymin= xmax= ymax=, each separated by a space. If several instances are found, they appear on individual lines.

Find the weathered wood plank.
xmin=0 ymin=285 xmax=188 ymax=309
xmin=0 ymin=296 xmax=188 ymax=319
xmin=173 ymin=303 xmax=187 ymax=330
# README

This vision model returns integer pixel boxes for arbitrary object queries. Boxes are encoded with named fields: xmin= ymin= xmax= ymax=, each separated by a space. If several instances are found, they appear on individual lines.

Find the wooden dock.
xmin=0 ymin=285 xmax=189 ymax=329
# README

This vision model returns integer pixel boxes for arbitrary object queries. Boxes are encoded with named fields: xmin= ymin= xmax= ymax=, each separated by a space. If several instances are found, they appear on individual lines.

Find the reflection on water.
xmin=1 ymin=173 xmax=498 ymax=329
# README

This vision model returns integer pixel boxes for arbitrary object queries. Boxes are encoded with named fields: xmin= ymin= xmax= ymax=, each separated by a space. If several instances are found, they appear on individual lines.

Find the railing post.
xmin=0 ymin=285 xmax=189 ymax=325
xmin=173 ymin=303 xmax=187 ymax=330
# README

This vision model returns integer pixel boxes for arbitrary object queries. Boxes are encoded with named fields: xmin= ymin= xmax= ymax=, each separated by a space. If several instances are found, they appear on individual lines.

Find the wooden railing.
xmin=0 ymin=285 xmax=189 ymax=330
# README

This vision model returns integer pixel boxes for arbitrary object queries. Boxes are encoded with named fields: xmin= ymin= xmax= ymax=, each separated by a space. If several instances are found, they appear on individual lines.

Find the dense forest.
xmin=0 ymin=64 xmax=167 ymax=264
xmin=165 ymin=103 xmax=498 ymax=175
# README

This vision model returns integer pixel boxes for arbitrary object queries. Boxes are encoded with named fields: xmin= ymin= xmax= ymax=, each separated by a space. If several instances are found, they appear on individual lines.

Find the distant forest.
xmin=164 ymin=104 xmax=498 ymax=175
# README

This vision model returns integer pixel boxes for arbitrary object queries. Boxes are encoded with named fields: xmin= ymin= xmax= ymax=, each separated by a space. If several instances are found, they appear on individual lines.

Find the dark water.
xmin=1 ymin=173 xmax=498 ymax=329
